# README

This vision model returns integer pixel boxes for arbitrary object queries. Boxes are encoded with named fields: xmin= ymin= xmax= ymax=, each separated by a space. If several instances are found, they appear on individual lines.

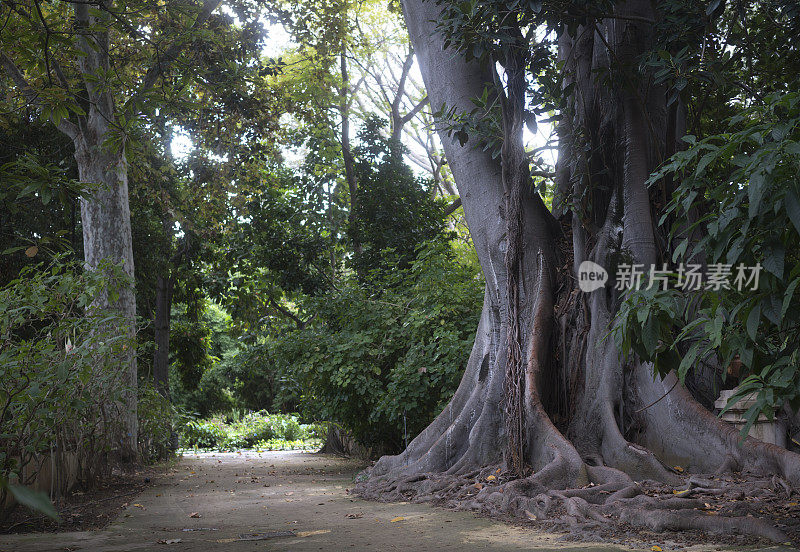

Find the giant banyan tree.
xmin=358 ymin=0 xmax=800 ymax=542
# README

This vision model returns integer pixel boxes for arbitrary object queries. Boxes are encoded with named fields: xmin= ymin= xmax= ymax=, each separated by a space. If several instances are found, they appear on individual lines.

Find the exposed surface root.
xmin=356 ymin=463 xmax=800 ymax=547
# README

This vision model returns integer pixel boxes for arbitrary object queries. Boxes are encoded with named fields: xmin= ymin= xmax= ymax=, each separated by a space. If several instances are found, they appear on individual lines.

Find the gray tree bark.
xmin=359 ymin=0 xmax=800 ymax=541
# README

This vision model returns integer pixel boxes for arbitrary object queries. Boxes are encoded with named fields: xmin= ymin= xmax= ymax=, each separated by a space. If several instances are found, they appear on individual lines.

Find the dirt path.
xmin=0 ymin=451 xmax=788 ymax=552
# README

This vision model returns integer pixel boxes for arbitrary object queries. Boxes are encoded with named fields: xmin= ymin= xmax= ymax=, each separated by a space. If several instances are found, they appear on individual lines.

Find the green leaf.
xmin=678 ymin=342 xmax=701 ymax=381
xmin=696 ymin=152 xmax=716 ymax=175
xmin=706 ymin=0 xmax=722 ymax=15
xmin=785 ymin=189 xmax=800 ymax=236
xmin=763 ymin=243 xmax=785 ymax=278
xmin=746 ymin=304 xmax=760 ymax=341
xmin=642 ymin=318 xmax=659 ymax=356
xmin=748 ymin=172 xmax=765 ymax=218
xmin=781 ymin=278 xmax=800 ymax=323
xmin=672 ymin=238 xmax=688 ymax=262
xmin=7 ymin=484 xmax=60 ymax=520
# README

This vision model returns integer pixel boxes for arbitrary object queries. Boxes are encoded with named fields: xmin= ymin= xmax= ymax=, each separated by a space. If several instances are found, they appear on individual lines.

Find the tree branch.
xmin=443 ymin=197 xmax=462 ymax=216
xmin=400 ymin=96 xmax=428 ymax=125
xmin=392 ymin=49 xmax=415 ymax=117
xmin=2 ymin=0 xmax=82 ymax=123
xmin=268 ymin=297 xmax=311 ymax=330
xmin=0 ymin=51 xmax=79 ymax=139
xmin=122 ymin=0 xmax=221 ymax=119
xmin=74 ymin=2 xmax=109 ymax=111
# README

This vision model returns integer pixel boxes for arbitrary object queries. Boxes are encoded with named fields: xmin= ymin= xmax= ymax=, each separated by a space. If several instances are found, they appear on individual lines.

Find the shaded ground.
xmin=0 ymin=451 xmax=792 ymax=552
xmin=1 ymin=465 xmax=165 ymax=534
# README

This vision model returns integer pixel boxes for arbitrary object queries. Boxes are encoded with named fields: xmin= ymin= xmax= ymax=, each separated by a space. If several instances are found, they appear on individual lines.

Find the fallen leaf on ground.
xmin=390 ymin=516 xmax=405 ymax=522
xmin=524 ymin=510 xmax=537 ymax=521
xmin=189 ymin=512 xmax=201 ymax=518
xmin=673 ymin=465 xmax=684 ymax=473
xmin=297 ymin=530 xmax=331 ymax=537
xmin=486 ymin=475 xmax=496 ymax=481
xmin=651 ymin=546 xmax=662 ymax=552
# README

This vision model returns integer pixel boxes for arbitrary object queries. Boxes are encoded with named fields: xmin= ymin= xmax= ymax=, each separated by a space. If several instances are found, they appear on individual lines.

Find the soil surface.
xmin=1 ymin=465 xmax=164 ymax=534
xmin=0 ymin=451 xmax=792 ymax=552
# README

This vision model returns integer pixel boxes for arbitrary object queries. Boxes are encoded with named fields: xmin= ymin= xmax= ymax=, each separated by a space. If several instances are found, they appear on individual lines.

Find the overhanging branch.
xmin=443 ymin=197 xmax=461 ymax=216
xmin=122 ymin=0 xmax=221 ymax=119
xmin=0 ymin=51 xmax=79 ymax=139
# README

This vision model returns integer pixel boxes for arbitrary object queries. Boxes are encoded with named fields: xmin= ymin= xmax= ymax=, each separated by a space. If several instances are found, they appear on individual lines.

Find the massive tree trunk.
xmin=358 ymin=0 xmax=800 ymax=542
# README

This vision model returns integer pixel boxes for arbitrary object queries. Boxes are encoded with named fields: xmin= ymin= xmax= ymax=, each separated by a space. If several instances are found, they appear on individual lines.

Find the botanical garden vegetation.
xmin=2 ymin=0 xmax=800 ymax=545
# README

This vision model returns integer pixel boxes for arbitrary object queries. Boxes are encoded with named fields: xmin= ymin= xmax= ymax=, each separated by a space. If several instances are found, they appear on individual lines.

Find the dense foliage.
xmin=2 ymin=0 xmax=800 ymax=532
xmin=266 ymin=240 xmax=483 ymax=452
xmin=0 ymin=258 xmax=135 ymax=511
xmin=614 ymin=90 xmax=800 ymax=436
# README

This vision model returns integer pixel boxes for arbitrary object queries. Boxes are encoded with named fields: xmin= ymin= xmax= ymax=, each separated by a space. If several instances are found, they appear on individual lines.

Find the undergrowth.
xmin=179 ymin=410 xmax=324 ymax=451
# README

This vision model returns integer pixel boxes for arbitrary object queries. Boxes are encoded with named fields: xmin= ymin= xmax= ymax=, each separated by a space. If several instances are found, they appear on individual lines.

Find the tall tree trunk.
xmin=70 ymin=2 xmax=138 ymax=461
xmin=340 ymin=47 xmax=361 ymax=255
xmin=359 ymin=0 xmax=800 ymax=541
xmin=74 ymin=127 xmax=138 ymax=460
xmin=153 ymin=274 xmax=173 ymax=400
xmin=1 ymin=0 xmax=222 ymax=465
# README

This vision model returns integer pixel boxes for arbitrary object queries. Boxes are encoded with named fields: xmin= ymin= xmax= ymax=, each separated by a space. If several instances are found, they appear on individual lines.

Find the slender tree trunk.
xmin=0 ymin=0 xmax=221 ymax=465
xmin=340 ymin=48 xmax=361 ymax=254
xmin=70 ymin=2 xmax=138 ymax=461
xmin=153 ymin=274 xmax=173 ymax=399
xmin=74 ymin=127 xmax=138 ymax=460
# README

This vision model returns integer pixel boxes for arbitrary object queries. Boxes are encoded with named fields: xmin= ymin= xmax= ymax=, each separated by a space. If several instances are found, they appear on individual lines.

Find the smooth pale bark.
xmin=2 ymin=0 xmax=221 ymax=462
xmin=1 ymin=10 xmax=139 ymax=459
xmin=65 ymin=3 xmax=138 ymax=460
xmin=371 ymin=0 xmax=564 ymax=479
xmin=74 ymin=118 xmax=138 ymax=458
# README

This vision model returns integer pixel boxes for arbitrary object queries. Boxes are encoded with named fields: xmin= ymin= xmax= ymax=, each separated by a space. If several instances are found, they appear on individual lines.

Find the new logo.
xmin=578 ymin=260 xmax=608 ymax=292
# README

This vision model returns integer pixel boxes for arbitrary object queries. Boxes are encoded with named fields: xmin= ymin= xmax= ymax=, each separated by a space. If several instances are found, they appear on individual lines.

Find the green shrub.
xmin=614 ymin=90 xmax=800 ymax=437
xmin=227 ymin=411 xmax=305 ymax=447
xmin=178 ymin=411 xmax=320 ymax=450
xmin=181 ymin=420 xmax=227 ymax=448
xmin=0 ymin=256 xmax=134 ymax=510
xmin=269 ymin=239 xmax=483 ymax=452
xmin=254 ymin=438 xmax=322 ymax=451
xmin=137 ymin=385 xmax=174 ymax=462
